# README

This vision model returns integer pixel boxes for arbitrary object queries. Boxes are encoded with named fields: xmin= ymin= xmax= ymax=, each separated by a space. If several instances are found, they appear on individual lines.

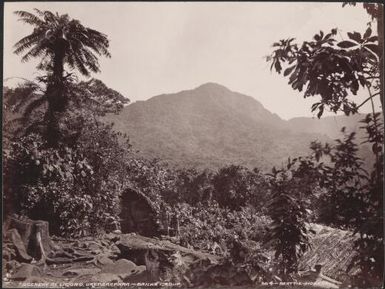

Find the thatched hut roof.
xmin=299 ymin=223 xmax=358 ymax=282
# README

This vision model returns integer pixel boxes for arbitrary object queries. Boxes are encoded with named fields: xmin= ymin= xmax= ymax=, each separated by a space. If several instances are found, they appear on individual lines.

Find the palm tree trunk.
xmin=46 ymin=41 xmax=67 ymax=146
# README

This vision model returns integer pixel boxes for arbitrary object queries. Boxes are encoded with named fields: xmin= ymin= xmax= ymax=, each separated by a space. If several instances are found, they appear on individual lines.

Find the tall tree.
xmin=14 ymin=9 xmax=111 ymax=145
xmin=266 ymin=3 xmax=384 ymax=286
xmin=265 ymin=156 xmax=320 ymax=280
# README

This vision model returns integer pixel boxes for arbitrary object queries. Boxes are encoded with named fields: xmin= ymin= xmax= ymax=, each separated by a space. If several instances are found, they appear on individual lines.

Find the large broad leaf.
xmin=363 ymin=27 xmax=372 ymax=39
xmin=347 ymin=31 xmax=362 ymax=43
xmin=350 ymin=80 xmax=359 ymax=95
xmin=337 ymin=40 xmax=357 ymax=49
xmin=366 ymin=36 xmax=378 ymax=43
xmin=363 ymin=44 xmax=380 ymax=57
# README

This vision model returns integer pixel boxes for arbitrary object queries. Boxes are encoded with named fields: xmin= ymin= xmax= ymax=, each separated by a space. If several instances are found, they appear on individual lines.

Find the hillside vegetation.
xmin=105 ymin=83 xmax=373 ymax=169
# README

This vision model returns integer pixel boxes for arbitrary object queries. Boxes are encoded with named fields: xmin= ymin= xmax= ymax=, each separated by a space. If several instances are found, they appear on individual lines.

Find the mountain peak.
xmin=195 ymin=82 xmax=230 ymax=91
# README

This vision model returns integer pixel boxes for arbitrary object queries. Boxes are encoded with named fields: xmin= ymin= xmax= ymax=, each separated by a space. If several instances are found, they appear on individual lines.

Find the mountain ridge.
xmin=105 ymin=83 xmax=372 ymax=170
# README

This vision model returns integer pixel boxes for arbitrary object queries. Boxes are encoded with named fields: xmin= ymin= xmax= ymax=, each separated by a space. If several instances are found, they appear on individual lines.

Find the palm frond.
xmin=36 ymin=52 xmax=52 ymax=71
xmin=42 ymin=10 xmax=57 ymax=24
xmin=4 ymin=116 xmax=26 ymax=126
xmin=85 ymin=29 xmax=111 ymax=57
xmin=80 ymin=49 xmax=100 ymax=73
xmin=23 ymin=96 xmax=48 ymax=118
xmin=14 ymin=34 xmax=42 ymax=55
xmin=14 ymin=31 xmax=44 ymax=51
xmin=73 ymin=53 xmax=90 ymax=76
xmin=82 ymin=40 xmax=111 ymax=58
xmin=66 ymin=53 xmax=76 ymax=70
xmin=14 ymin=10 xmax=45 ymax=27
xmin=4 ymin=114 xmax=45 ymax=139
xmin=4 ymin=83 xmax=42 ymax=113
xmin=71 ymin=27 xmax=110 ymax=58
xmin=23 ymin=120 xmax=47 ymax=137
xmin=33 ymin=8 xmax=45 ymax=17
xmin=21 ymin=42 xmax=47 ymax=62
xmin=3 ymin=117 xmax=26 ymax=138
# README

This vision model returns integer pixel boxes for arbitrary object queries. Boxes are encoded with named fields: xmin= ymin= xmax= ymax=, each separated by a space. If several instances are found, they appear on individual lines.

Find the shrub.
xmin=169 ymin=201 xmax=270 ymax=254
xmin=4 ymin=120 xmax=129 ymax=237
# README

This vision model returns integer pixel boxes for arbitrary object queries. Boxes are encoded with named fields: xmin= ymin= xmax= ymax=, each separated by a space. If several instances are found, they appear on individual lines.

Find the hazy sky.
xmin=3 ymin=2 xmax=379 ymax=119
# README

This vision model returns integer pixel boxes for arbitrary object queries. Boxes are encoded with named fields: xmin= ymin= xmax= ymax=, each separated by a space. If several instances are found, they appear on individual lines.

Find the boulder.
xmin=101 ymin=259 xmax=138 ymax=274
xmin=10 ymin=263 xmax=41 ymax=281
xmin=62 ymin=267 xmax=101 ymax=277
xmin=119 ymin=267 xmax=148 ymax=283
xmin=90 ymin=273 xmax=122 ymax=283
xmin=97 ymin=255 xmax=114 ymax=265
xmin=115 ymin=233 xmax=220 ymax=284
xmin=117 ymin=233 xmax=220 ymax=264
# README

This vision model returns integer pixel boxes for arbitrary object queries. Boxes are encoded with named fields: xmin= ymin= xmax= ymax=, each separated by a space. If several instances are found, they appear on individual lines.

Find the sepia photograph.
xmin=2 ymin=1 xmax=384 ymax=288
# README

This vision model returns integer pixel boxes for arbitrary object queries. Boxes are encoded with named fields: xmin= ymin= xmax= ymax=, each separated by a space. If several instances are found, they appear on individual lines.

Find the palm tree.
xmin=13 ymin=9 xmax=111 ymax=145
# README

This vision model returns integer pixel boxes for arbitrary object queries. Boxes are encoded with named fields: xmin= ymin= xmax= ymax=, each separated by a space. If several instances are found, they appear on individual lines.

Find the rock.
xmin=119 ymin=265 xmax=147 ymax=282
xmin=97 ymin=255 xmax=114 ymax=265
xmin=110 ymin=244 xmax=121 ymax=255
xmin=4 ymin=260 xmax=20 ymax=273
xmin=28 ymin=276 xmax=49 ymax=283
xmin=3 ymin=272 xmax=11 ymax=282
xmin=91 ymin=249 xmax=102 ymax=255
xmin=104 ymin=233 xmax=121 ymax=242
xmin=87 ymin=243 xmax=102 ymax=254
xmin=91 ymin=273 xmax=122 ymax=283
xmin=100 ymin=258 xmax=149 ymax=282
xmin=117 ymin=233 xmax=219 ymax=262
xmin=3 ymin=243 xmax=16 ymax=260
xmin=80 ymin=241 xmax=102 ymax=252
xmin=11 ymin=263 xmax=40 ymax=281
xmin=2 ymin=258 xmax=8 ymax=276
xmin=51 ymin=243 xmax=62 ymax=251
xmin=101 ymin=258 xmax=137 ymax=274
xmin=100 ymin=240 xmax=110 ymax=247
xmin=62 ymin=268 xmax=101 ymax=277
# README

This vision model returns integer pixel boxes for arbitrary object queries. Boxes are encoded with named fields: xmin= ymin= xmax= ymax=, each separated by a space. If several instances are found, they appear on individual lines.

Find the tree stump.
xmin=5 ymin=215 xmax=52 ymax=260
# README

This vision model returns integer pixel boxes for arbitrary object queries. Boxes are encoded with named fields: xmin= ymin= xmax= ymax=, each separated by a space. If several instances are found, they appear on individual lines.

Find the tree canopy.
xmin=14 ymin=9 xmax=110 ymax=77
